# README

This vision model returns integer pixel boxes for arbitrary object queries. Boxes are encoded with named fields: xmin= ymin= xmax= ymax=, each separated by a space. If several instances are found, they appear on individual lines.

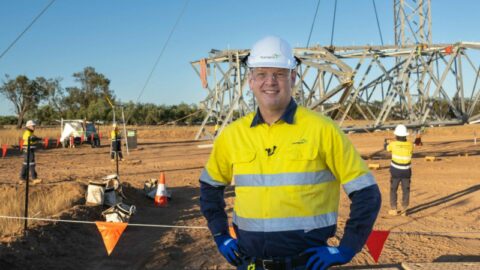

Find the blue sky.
xmin=0 ymin=0 xmax=479 ymax=116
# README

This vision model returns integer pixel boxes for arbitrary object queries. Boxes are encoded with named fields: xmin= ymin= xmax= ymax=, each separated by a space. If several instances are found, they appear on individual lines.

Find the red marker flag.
xmin=2 ymin=144 xmax=7 ymax=158
xmin=366 ymin=230 xmax=390 ymax=263
xmin=44 ymin=137 xmax=49 ymax=149
xmin=95 ymin=221 xmax=128 ymax=256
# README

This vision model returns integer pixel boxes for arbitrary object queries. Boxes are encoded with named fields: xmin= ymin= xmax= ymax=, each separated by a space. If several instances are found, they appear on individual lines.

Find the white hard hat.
xmin=394 ymin=124 xmax=409 ymax=137
xmin=26 ymin=120 xmax=36 ymax=127
xmin=112 ymin=123 xmax=117 ymax=128
xmin=247 ymin=36 xmax=297 ymax=69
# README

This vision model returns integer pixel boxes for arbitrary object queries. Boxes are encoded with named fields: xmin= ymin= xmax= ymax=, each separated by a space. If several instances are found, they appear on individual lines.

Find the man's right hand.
xmin=214 ymin=235 xmax=242 ymax=266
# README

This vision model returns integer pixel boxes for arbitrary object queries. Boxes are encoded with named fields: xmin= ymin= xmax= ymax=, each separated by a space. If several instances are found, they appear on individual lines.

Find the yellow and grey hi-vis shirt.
xmin=111 ymin=130 xmax=121 ymax=142
xmin=387 ymin=140 xmax=413 ymax=178
xmin=199 ymin=99 xmax=380 ymax=257
xmin=22 ymin=129 xmax=36 ymax=149
xmin=387 ymin=140 xmax=413 ymax=169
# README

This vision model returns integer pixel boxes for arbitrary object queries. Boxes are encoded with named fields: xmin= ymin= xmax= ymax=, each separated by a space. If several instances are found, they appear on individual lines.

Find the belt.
xmin=253 ymin=253 xmax=309 ymax=270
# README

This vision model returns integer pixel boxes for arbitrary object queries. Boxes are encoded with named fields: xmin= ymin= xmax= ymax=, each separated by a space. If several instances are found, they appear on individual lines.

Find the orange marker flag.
xmin=229 ymin=225 xmax=237 ymax=239
xmin=19 ymin=139 xmax=24 ymax=150
xmin=44 ymin=137 xmax=49 ymax=149
xmin=366 ymin=230 xmax=390 ymax=263
xmin=2 ymin=144 xmax=7 ymax=158
xmin=95 ymin=221 xmax=128 ymax=256
xmin=200 ymin=58 xmax=208 ymax=88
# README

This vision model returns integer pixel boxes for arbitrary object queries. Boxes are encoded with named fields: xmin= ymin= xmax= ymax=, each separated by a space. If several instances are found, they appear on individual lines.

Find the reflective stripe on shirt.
xmin=390 ymin=162 xmax=411 ymax=170
xmin=234 ymin=170 xmax=335 ymax=187
xmin=391 ymin=154 xmax=411 ymax=161
xmin=200 ymin=169 xmax=227 ymax=187
xmin=233 ymin=211 xmax=337 ymax=232
xmin=342 ymin=173 xmax=376 ymax=195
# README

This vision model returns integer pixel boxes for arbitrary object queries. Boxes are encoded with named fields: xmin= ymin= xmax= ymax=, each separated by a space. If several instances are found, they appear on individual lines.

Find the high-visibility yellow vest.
xmin=22 ymin=129 xmax=36 ymax=149
xmin=387 ymin=140 xmax=413 ymax=169
xmin=201 ymin=106 xmax=375 ymax=232
xmin=111 ymin=130 xmax=121 ymax=141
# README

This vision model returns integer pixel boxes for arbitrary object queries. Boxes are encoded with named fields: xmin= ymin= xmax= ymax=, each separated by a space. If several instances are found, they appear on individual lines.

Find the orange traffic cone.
xmin=154 ymin=172 xmax=168 ymax=207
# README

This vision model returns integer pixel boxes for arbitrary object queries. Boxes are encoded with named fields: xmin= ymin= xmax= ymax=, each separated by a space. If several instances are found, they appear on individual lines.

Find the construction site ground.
xmin=0 ymin=125 xmax=479 ymax=269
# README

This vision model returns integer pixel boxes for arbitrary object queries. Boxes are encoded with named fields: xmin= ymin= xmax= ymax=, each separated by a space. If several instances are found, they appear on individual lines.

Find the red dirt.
xmin=0 ymin=125 xmax=479 ymax=269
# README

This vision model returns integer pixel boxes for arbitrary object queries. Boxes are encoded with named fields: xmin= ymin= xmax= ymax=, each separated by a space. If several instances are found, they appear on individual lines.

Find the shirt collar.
xmin=250 ymin=98 xmax=297 ymax=127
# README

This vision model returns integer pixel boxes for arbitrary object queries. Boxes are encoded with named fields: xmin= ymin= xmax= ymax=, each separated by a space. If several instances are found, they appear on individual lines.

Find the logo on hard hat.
xmin=260 ymin=53 xmax=281 ymax=59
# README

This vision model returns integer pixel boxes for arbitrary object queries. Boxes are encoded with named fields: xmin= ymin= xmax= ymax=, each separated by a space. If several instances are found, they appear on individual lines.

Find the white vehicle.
xmin=60 ymin=119 xmax=100 ymax=148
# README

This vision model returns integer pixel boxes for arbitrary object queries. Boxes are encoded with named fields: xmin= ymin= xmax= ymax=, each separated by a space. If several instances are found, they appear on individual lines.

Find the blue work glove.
xmin=304 ymin=245 xmax=355 ymax=270
xmin=214 ymin=235 xmax=242 ymax=266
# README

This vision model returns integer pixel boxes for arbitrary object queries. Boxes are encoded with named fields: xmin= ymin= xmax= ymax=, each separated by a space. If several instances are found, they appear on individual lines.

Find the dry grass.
xmin=0 ymin=126 xmax=61 ymax=147
xmin=0 ymin=184 xmax=84 ymax=236
xmin=0 ymin=125 xmax=209 ymax=147
xmin=135 ymin=125 xmax=205 ymax=140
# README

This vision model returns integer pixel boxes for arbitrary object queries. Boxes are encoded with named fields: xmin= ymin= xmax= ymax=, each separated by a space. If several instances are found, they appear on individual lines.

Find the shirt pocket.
xmin=286 ymin=145 xmax=319 ymax=161
xmin=231 ymin=150 xmax=257 ymax=175
xmin=285 ymin=145 xmax=321 ymax=172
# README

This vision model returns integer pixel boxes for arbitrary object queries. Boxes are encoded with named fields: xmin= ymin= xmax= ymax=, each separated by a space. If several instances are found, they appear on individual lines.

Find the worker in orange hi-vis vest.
xmin=19 ymin=120 xmax=42 ymax=184
xmin=387 ymin=124 xmax=414 ymax=216
xmin=110 ymin=123 xmax=124 ymax=162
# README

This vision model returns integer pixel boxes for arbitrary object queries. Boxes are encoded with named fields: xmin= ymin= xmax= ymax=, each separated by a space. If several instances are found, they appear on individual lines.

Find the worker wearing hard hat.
xmin=110 ymin=123 xmax=124 ymax=161
xmin=386 ymin=124 xmax=413 ymax=216
xmin=19 ymin=120 xmax=42 ymax=184
xmin=199 ymin=36 xmax=381 ymax=270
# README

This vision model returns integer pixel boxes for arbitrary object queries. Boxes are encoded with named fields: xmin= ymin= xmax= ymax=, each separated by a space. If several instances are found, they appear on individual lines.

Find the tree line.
xmin=0 ymin=67 xmax=205 ymax=128
xmin=3 ymin=66 xmax=474 ymax=128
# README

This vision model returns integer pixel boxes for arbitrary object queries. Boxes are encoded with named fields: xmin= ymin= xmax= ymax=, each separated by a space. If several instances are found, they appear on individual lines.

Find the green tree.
xmin=63 ymin=67 xmax=114 ymax=120
xmin=0 ymin=115 xmax=17 ymax=125
xmin=34 ymin=104 xmax=61 ymax=125
xmin=43 ymin=77 xmax=65 ymax=118
xmin=0 ymin=75 xmax=50 ymax=128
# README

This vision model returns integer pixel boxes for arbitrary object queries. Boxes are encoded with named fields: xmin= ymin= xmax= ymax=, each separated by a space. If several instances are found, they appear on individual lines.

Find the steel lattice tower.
xmin=192 ymin=0 xmax=480 ymax=139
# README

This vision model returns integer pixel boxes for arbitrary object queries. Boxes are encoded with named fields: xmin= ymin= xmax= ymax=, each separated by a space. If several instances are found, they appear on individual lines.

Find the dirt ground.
xmin=0 ymin=125 xmax=479 ymax=269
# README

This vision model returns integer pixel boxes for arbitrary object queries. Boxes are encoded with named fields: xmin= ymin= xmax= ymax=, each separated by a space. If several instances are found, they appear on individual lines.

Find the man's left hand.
xmin=303 ymin=245 xmax=355 ymax=270
xmin=214 ymin=235 xmax=242 ymax=266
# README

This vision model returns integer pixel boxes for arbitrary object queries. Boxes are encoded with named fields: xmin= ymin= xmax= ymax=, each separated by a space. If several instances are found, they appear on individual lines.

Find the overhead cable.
xmin=306 ymin=0 xmax=322 ymax=48
xmin=330 ymin=0 xmax=338 ymax=46
xmin=125 ymin=0 xmax=190 ymax=124
xmin=135 ymin=0 xmax=190 ymax=103
xmin=372 ymin=0 xmax=384 ymax=45
xmin=0 ymin=0 xmax=57 ymax=62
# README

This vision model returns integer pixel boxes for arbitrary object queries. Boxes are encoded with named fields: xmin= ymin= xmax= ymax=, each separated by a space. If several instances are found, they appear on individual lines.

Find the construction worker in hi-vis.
xmin=110 ymin=123 xmax=123 ymax=161
xmin=199 ymin=36 xmax=381 ymax=270
xmin=19 ymin=120 xmax=41 ymax=183
xmin=387 ymin=124 xmax=413 ymax=216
